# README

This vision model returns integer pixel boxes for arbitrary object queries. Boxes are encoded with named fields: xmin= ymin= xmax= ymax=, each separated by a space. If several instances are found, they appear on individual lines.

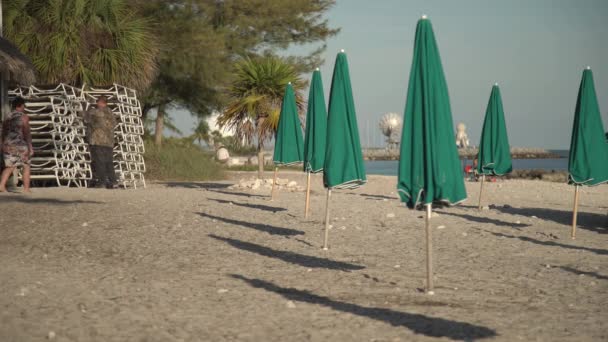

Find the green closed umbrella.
xmin=322 ymin=50 xmax=366 ymax=249
xmin=568 ymin=67 xmax=608 ymax=238
xmin=477 ymin=84 xmax=512 ymax=209
xmin=303 ymin=68 xmax=328 ymax=218
xmin=271 ymin=83 xmax=304 ymax=200
xmin=397 ymin=16 xmax=466 ymax=293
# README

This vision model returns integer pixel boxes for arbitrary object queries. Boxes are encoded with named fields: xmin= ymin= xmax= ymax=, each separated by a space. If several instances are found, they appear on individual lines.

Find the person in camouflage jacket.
xmin=84 ymin=96 xmax=117 ymax=188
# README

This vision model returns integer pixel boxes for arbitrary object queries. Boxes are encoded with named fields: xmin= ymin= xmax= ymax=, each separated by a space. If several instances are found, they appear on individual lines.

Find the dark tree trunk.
xmin=257 ymin=142 xmax=264 ymax=179
xmin=155 ymin=103 xmax=166 ymax=147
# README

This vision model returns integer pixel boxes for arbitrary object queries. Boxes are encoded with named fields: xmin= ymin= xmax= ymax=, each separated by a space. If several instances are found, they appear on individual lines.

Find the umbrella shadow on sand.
xmin=198 ymin=212 xmax=303 ymax=236
xmin=207 ymin=189 xmax=267 ymax=199
xmin=359 ymin=193 xmax=398 ymax=201
xmin=485 ymin=231 xmax=608 ymax=256
xmin=493 ymin=207 xmax=607 ymax=234
xmin=437 ymin=210 xmax=531 ymax=229
xmin=207 ymin=198 xmax=286 ymax=213
xmin=210 ymin=235 xmax=364 ymax=271
xmin=555 ymin=266 xmax=608 ymax=281
xmin=231 ymin=274 xmax=497 ymax=340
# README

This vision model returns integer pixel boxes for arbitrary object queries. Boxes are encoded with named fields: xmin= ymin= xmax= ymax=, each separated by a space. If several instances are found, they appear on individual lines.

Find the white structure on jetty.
xmin=379 ymin=112 xmax=402 ymax=150
xmin=455 ymin=122 xmax=470 ymax=148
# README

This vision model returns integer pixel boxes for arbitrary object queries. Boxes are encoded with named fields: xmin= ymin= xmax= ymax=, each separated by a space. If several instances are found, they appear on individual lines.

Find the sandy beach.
xmin=0 ymin=173 xmax=606 ymax=341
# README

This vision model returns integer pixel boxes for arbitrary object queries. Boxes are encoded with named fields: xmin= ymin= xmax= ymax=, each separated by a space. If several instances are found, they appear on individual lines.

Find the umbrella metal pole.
xmin=571 ymin=185 xmax=580 ymax=239
xmin=425 ymin=204 xmax=434 ymax=294
xmin=478 ymin=174 xmax=485 ymax=210
xmin=305 ymin=172 xmax=312 ymax=218
xmin=323 ymin=189 xmax=332 ymax=250
xmin=271 ymin=167 xmax=278 ymax=201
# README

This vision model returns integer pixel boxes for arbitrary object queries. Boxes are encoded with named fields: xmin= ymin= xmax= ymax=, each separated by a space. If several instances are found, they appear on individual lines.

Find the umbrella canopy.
xmin=477 ymin=84 xmax=512 ymax=176
xmin=273 ymin=83 xmax=304 ymax=166
xmin=397 ymin=17 xmax=466 ymax=208
xmin=323 ymin=51 xmax=366 ymax=189
xmin=303 ymin=69 xmax=328 ymax=173
xmin=0 ymin=37 xmax=36 ymax=84
xmin=568 ymin=68 xmax=608 ymax=186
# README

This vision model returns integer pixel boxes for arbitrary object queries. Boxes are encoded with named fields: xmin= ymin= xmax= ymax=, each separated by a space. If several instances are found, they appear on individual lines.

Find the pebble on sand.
xmin=386 ymin=213 xmax=395 ymax=218
xmin=286 ymin=300 xmax=296 ymax=308
xmin=217 ymin=289 xmax=229 ymax=294
xmin=81 ymin=222 xmax=88 ymax=227
xmin=437 ymin=225 xmax=446 ymax=229
xmin=47 ymin=331 xmax=56 ymax=340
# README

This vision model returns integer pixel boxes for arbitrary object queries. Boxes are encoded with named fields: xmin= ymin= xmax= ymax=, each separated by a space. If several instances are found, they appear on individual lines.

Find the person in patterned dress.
xmin=0 ymin=97 xmax=33 ymax=193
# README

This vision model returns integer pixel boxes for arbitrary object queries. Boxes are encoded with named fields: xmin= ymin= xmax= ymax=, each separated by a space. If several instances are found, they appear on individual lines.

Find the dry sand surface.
xmin=0 ymin=172 xmax=607 ymax=342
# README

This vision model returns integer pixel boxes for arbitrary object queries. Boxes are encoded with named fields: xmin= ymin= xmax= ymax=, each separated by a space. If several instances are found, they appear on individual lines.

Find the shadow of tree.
xmin=486 ymin=231 xmax=608 ymax=256
xmin=494 ymin=206 xmax=607 ymax=234
xmin=198 ymin=212 xmax=304 ymax=236
xmin=207 ymin=198 xmax=286 ymax=213
xmin=0 ymin=197 xmax=101 ymax=205
xmin=438 ymin=211 xmax=530 ymax=228
xmin=556 ymin=266 xmax=608 ymax=280
xmin=231 ymin=275 xmax=497 ymax=340
xmin=163 ymin=182 xmax=232 ymax=189
xmin=210 ymin=235 xmax=364 ymax=271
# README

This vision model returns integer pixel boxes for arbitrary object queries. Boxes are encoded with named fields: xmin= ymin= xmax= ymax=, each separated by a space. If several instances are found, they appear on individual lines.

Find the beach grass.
xmin=226 ymin=164 xmax=301 ymax=172
xmin=143 ymin=140 xmax=225 ymax=181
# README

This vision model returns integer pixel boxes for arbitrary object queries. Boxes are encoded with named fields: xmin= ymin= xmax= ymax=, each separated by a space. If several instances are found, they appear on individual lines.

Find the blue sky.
xmin=171 ymin=0 xmax=608 ymax=149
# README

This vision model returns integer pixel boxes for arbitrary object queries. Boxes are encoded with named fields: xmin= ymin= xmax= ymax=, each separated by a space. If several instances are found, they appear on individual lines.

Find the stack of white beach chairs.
xmin=8 ymin=83 xmax=146 ymax=189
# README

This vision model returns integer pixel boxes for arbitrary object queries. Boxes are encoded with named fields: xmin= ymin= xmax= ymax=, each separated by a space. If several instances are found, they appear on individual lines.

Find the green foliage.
xmin=143 ymin=139 xmax=225 ymax=181
xmin=132 ymin=0 xmax=337 ymax=143
xmin=4 ymin=0 xmax=158 ymax=90
xmin=134 ymin=1 xmax=230 ymax=118
xmin=211 ymin=0 xmax=339 ymax=71
xmin=218 ymin=56 xmax=305 ymax=150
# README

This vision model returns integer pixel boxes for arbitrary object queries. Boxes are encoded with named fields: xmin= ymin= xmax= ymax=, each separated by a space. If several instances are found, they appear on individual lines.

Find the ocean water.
xmin=366 ymin=150 xmax=569 ymax=176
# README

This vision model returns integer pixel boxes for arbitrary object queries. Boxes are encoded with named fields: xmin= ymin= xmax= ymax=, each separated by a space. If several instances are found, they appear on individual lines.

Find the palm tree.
xmin=191 ymin=120 xmax=211 ymax=146
xmin=218 ymin=57 xmax=304 ymax=178
xmin=3 ymin=0 xmax=158 ymax=90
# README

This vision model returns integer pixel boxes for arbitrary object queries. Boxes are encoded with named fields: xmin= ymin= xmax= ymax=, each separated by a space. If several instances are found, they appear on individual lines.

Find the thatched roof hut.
xmin=0 ymin=36 xmax=36 ymax=85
